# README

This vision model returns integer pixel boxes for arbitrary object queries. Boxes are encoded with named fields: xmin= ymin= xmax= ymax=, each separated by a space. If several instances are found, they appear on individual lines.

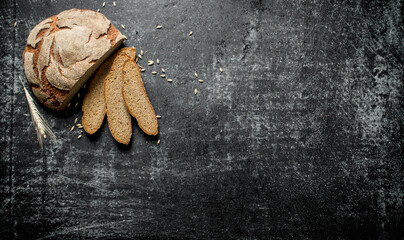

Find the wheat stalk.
xmin=19 ymin=75 xmax=56 ymax=150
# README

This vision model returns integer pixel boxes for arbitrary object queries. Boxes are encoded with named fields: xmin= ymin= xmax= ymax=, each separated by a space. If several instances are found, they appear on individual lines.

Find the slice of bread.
xmin=104 ymin=53 xmax=134 ymax=144
xmin=82 ymin=47 xmax=136 ymax=135
xmin=123 ymin=60 xmax=159 ymax=136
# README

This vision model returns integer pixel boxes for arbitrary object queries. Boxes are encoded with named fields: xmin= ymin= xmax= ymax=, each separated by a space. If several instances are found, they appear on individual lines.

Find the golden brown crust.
xmin=23 ymin=9 xmax=125 ymax=111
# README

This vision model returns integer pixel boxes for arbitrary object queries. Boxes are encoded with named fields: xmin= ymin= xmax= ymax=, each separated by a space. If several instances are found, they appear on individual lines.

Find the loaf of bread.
xmin=23 ymin=9 xmax=126 ymax=111
xmin=104 ymin=53 xmax=134 ymax=144
xmin=82 ymin=47 xmax=136 ymax=135
xmin=123 ymin=61 xmax=158 ymax=136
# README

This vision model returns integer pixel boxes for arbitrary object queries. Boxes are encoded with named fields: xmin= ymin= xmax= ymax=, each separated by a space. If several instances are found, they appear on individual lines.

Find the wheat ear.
xmin=19 ymin=75 xmax=56 ymax=150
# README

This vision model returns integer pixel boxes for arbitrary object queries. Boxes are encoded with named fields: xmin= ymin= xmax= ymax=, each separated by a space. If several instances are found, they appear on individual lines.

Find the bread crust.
xmin=23 ymin=9 xmax=126 ymax=111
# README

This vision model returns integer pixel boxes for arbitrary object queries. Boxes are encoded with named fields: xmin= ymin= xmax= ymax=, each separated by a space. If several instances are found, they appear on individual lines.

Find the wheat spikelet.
xmin=19 ymin=76 xmax=56 ymax=150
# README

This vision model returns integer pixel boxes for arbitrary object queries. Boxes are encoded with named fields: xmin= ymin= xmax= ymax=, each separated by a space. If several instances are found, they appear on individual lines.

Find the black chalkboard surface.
xmin=1 ymin=0 xmax=403 ymax=239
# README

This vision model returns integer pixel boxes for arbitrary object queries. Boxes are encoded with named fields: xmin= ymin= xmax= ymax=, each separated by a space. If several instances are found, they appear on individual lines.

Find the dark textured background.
xmin=1 ymin=0 xmax=403 ymax=239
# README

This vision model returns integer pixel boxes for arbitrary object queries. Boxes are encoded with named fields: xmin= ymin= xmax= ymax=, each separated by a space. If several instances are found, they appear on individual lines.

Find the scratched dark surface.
xmin=1 ymin=0 xmax=403 ymax=239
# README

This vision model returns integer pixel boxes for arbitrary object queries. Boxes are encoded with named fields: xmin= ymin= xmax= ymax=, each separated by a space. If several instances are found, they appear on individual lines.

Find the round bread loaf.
xmin=23 ymin=9 xmax=126 ymax=111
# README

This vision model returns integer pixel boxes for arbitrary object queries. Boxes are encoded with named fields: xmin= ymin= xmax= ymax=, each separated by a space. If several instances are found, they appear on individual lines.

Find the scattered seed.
xmin=67 ymin=103 xmax=71 ymax=107
xmin=152 ymin=71 xmax=157 ymax=75
xmin=113 ymin=1 xmax=116 ymax=6
xmin=156 ymin=115 xmax=161 ymax=119
xmin=194 ymin=72 xmax=198 ymax=78
xmin=157 ymin=139 xmax=161 ymax=145
xmin=97 ymin=9 xmax=100 ymax=12
xmin=13 ymin=21 xmax=17 ymax=27
xmin=78 ymin=125 xmax=83 ymax=129
xmin=138 ymin=64 xmax=143 ymax=69
xmin=195 ymin=88 xmax=198 ymax=95
xmin=140 ymin=68 xmax=146 ymax=72
xmin=121 ymin=24 xmax=125 ymax=29
xmin=160 ymin=74 xmax=166 ymax=78
xmin=199 ymin=79 xmax=204 ymax=83
xmin=148 ymin=60 xmax=154 ymax=66
xmin=83 ymin=84 xmax=87 ymax=89
xmin=78 ymin=93 xmax=80 ymax=98
xmin=189 ymin=31 xmax=193 ymax=36
xmin=138 ymin=54 xmax=142 ymax=59
xmin=78 ymin=134 xmax=82 ymax=139
xmin=156 ymin=25 xmax=162 ymax=29
xmin=102 ymin=2 xmax=106 ymax=7
xmin=156 ymin=59 xmax=160 ymax=64
xmin=74 ymin=118 xmax=78 ymax=124
xmin=140 ymin=50 xmax=144 ymax=55
xmin=167 ymin=79 xmax=173 ymax=82
xmin=43 ymin=134 xmax=47 ymax=139
xmin=70 ymin=126 xmax=75 ymax=132
xmin=161 ymin=68 xmax=165 ymax=73
xmin=220 ymin=67 xmax=223 ymax=73
xmin=75 ymin=102 xmax=79 ymax=107
xmin=76 ymin=124 xmax=82 ymax=127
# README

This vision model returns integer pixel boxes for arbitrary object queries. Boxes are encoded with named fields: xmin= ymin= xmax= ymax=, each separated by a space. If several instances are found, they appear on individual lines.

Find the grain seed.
xmin=160 ymin=74 xmax=166 ymax=78
xmin=161 ymin=68 xmax=165 ymax=73
xmin=102 ymin=2 xmax=105 ymax=7
xmin=198 ymin=79 xmax=204 ymax=83
xmin=194 ymin=88 xmax=198 ymax=95
xmin=156 ymin=115 xmax=161 ymax=119
xmin=140 ymin=50 xmax=144 ymax=55
xmin=152 ymin=71 xmax=157 ymax=75
xmin=113 ymin=1 xmax=116 ymax=6
xmin=157 ymin=139 xmax=161 ymax=145
xmin=83 ymin=84 xmax=87 ymax=89
xmin=70 ymin=126 xmax=75 ymax=132
xmin=220 ymin=67 xmax=223 ymax=73
xmin=74 ymin=118 xmax=78 ymax=124
xmin=78 ymin=134 xmax=82 ymax=139
xmin=67 ymin=103 xmax=71 ymax=107
xmin=78 ymin=93 xmax=80 ymax=98
xmin=156 ymin=59 xmax=160 ymax=64
xmin=78 ymin=125 xmax=83 ymax=129
xmin=156 ymin=25 xmax=162 ymax=29
xmin=167 ymin=79 xmax=173 ymax=82
xmin=121 ymin=24 xmax=125 ymax=29
xmin=194 ymin=72 xmax=198 ymax=78
xmin=75 ymin=102 xmax=79 ymax=107
xmin=13 ymin=21 xmax=17 ymax=27
xmin=148 ymin=60 xmax=154 ymax=66
xmin=140 ymin=68 xmax=146 ymax=72
xmin=189 ymin=31 xmax=193 ymax=36
xmin=138 ymin=54 xmax=142 ymax=59
xmin=97 ymin=9 xmax=100 ymax=12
